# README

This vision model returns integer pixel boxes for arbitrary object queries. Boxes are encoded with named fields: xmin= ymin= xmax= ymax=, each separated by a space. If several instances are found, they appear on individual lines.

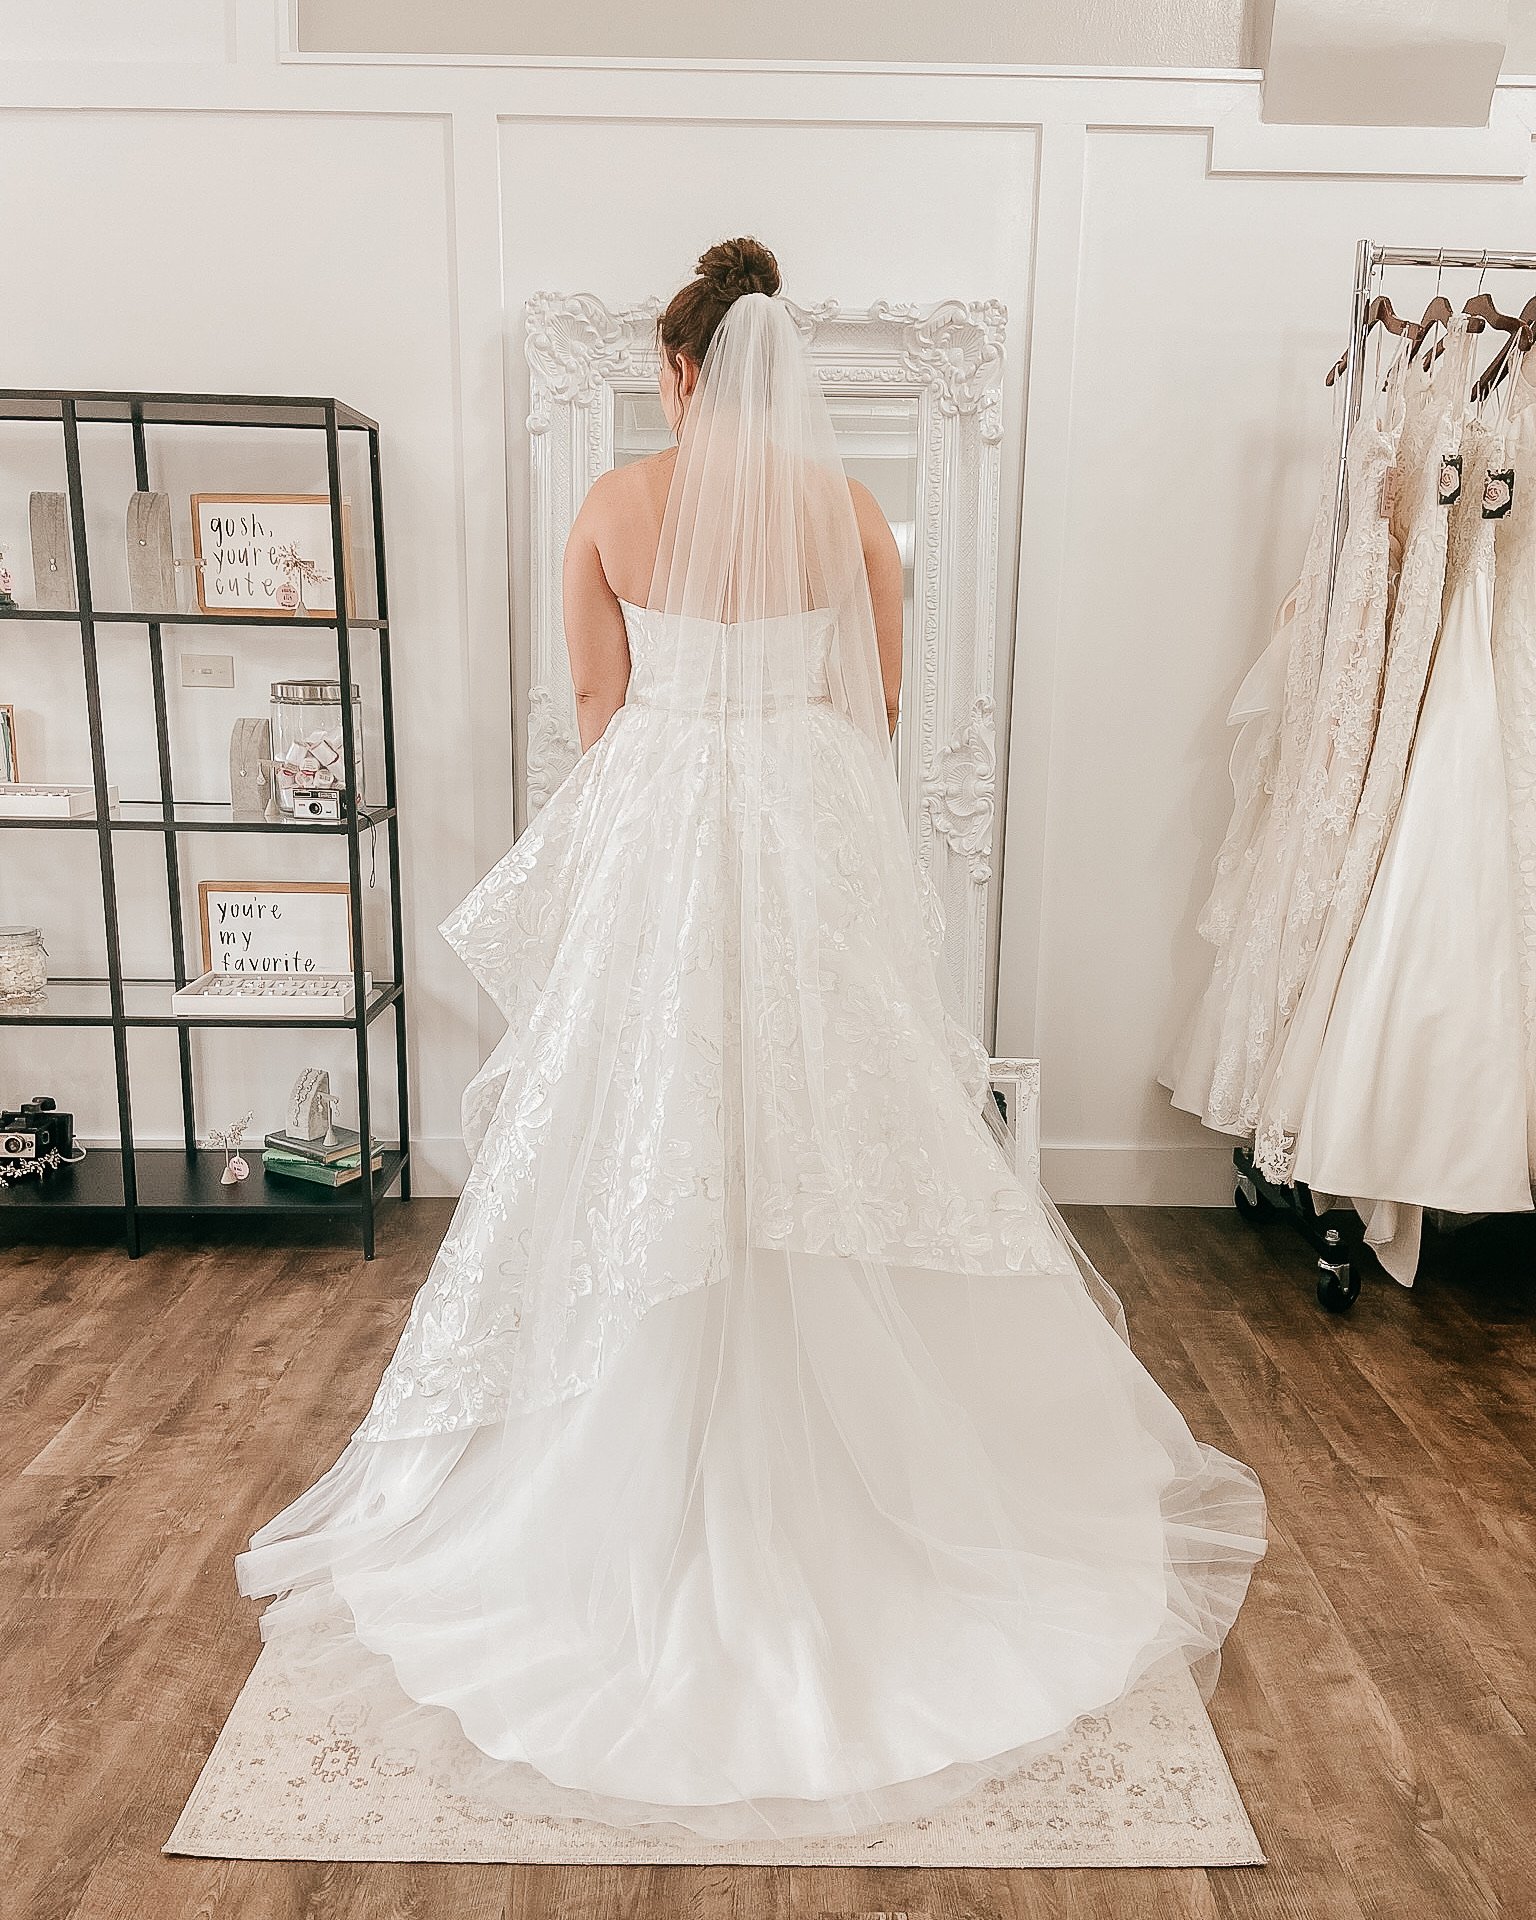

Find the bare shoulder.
xmin=847 ymin=475 xmax=896 ymax=550
xmin=576 ymin=451 xmax=673 ymax=533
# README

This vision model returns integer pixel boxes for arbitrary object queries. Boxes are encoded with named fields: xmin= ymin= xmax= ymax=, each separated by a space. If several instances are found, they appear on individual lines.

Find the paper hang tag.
xmin=1378 ymin=464 xmax=1402 ymax=519
xmin=1438 ymin=453 xmax=1463 ymax=507
xmin=1482 ymin=468 xmax=1516 ymax=520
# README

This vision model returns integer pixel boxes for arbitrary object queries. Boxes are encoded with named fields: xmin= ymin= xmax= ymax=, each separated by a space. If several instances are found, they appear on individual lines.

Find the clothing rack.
xmin=1236 ymin=240 xmax=1536 ymax=1310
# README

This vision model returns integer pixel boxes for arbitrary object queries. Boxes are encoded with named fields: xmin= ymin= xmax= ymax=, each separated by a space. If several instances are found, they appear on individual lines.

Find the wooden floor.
xmin=2 ymin=1198 xmax=1533 ymax=1920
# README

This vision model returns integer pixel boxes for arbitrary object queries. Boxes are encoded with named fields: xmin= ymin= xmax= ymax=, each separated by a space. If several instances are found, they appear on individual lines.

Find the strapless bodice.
xmin=619 ymin=600 xmax=836 ymax=714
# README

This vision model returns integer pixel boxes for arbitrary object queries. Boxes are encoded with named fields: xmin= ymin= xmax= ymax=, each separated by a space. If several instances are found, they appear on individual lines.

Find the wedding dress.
xmin=1493 ymin=368 xmax=1536 ymax=1170
xmin=1167 ymin=356 xmax=1399 ymax=1133
xmin=1290 ymin=403 xmax=1534 ymax=1271
xmin=1253 ymin=320 xmax=1478 ymax=1183
xmin=236 ymin=292 xmax=1265 ymax=1841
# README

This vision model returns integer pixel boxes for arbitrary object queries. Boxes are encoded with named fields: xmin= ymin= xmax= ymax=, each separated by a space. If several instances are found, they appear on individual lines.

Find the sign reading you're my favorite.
xmin=191 ymin=494 xmax=352 ymax=616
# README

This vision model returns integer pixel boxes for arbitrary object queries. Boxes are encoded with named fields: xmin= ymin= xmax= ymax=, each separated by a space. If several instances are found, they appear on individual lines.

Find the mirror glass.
xmin=612 ymin=388 xmax=921 ymax=762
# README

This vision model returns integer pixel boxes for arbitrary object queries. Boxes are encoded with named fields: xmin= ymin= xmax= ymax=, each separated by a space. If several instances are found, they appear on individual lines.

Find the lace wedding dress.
xmin=1166 ymin=358 xmax=1400 ymax=1134
xmin=236 ymin=292 xmax=1266 ymax=1841
xmin=1290 ymin=408 xmax=1534 ymax=1266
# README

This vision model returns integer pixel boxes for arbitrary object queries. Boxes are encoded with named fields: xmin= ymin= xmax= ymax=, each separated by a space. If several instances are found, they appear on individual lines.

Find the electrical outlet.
xmin=181 ymin=653 xmax=235 ymax=689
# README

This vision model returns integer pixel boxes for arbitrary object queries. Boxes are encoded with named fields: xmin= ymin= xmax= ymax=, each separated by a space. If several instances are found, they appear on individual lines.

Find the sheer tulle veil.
xmin=233 ymin=281 xmax=1266 ymax=1847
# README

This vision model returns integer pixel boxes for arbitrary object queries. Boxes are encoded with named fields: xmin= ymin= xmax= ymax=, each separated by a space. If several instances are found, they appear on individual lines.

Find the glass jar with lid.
xmin=0 ymin=925 xmax=47 ymax=1003
xmin=269 ymin=680 xmax=366 ymax=816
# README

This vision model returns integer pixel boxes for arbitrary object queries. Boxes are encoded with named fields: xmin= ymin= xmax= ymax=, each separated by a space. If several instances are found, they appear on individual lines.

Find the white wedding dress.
xmin=237 ymin=294 xmax=1265 ymax=1841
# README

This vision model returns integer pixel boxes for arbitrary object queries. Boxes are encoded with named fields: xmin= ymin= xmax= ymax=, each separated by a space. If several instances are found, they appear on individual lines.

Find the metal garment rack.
xmin=0 ymin=388 xmax=410 ymax=1260
xmin=1234 ymin=242 xmax=1536 ymax=1311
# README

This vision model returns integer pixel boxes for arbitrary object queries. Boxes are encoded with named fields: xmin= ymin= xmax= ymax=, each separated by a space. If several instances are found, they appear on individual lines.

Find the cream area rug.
xmin=165 ymin=1649 xmax=1264 ymax=1868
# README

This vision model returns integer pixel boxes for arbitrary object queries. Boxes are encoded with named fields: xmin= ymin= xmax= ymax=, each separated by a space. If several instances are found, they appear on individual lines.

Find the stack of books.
xmin=262 ymin=1127 xmax=382 ymax=1188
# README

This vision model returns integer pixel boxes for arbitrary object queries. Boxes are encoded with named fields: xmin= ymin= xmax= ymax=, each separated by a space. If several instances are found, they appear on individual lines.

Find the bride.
xmin=237 ymin=237 xmax=1266 ymax=1842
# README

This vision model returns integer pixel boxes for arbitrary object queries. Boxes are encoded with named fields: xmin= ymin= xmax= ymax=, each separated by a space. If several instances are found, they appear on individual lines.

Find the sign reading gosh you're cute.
xmin=191 ymin=494 xmax=352 ymax=617
xmin=198 ymin=880 xmax=355 ymax=975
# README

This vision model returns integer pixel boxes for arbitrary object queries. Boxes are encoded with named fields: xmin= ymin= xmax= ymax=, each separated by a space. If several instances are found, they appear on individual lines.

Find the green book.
xmin=263 ymin=1147 xmax=383 ymax=1189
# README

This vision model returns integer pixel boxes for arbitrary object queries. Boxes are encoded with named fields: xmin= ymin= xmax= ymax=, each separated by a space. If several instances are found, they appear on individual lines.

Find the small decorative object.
xmin=29 ymin=492 xmax=76 ymax=610
xmin=126 ymin=492 xmax=177 ymax=610
xmin=1482 ymin=467 xmax=1515 ymax=520
xmin=228 ymin=717 xmax=273 ymax=820
xmin=170 ymin=970 xmax=357 ymax=1018
xmin=208 ymin=1111 xmax=254 ymax=1183
xmin=190 ymin=495 xmax=352 ymax=617
xmin=273 ymin=541 xmax=331 ymax=617
xmin=270 ymin=680 xmax=365 ymax=816
xmin=0 ymin=548 xmax=18 ymax=609
xmin=0 ymin=703 xmax=18 ymax=781
xmin=287 ymin=1067 xmax=334 ymax=1142
xmin=197 ymin=879 xmax=356 ymax=976
xmin=0 ymin=1096 xmax=84 ymax=1186
xmin=0 ymin=925 xmax=48 ymax=1003
xmin=0 ymin=782 xmax=118 ymax=819
xmin=1438 ymin=452 xmax=1464 ymax=506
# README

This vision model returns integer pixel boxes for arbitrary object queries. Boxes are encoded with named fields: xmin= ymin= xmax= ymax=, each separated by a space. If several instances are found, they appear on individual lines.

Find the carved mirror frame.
xmin=524 ymin=292 xmax=1007 ymax=1036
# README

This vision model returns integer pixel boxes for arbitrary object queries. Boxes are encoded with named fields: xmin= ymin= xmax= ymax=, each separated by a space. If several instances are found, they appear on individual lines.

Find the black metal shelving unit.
xmin=0 ymin=388 xmax=409 ymax=1258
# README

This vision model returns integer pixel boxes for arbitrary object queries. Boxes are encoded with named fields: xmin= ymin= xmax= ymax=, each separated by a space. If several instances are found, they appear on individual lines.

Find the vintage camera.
xmin=292 ymin=787 xmax=343 ymax=821
xmin=0 ymin=1096 xmax=74 ymax=1161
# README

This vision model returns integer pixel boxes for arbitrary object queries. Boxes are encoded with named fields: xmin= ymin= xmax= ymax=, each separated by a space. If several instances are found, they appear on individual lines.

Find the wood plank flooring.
xmin=1 ymin=1200 xmax=1532 ymax=1919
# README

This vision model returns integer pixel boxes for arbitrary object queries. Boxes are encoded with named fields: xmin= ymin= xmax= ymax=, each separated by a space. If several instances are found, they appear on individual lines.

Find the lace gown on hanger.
xmin=236 ymin=296 xmax=1266 ymax=1843
xmin=1254 ymin=321 xmax=1478 ymax=1182
xmin=1291 ymin=414 xmax=1534 ymax=1267
xmin=1167 ymin=358 xmax=1400 ymax=1134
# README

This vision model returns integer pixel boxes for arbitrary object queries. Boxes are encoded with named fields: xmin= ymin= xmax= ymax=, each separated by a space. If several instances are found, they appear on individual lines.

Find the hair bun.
xmin=695 ymin=236 xmax=781 ymax=301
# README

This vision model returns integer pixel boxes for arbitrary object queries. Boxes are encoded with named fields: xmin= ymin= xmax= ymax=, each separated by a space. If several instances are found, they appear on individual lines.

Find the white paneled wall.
xmin=3 ymin=4 xmax=1535 ymax=1199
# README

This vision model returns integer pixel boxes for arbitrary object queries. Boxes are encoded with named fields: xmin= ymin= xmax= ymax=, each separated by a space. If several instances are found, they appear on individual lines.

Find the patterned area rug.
xmin=165 ymin=1648 xmax=1264 ymax=1867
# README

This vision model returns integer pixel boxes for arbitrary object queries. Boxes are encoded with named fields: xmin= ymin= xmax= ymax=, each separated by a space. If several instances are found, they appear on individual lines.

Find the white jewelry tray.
xmin=170 ymin=970 xmax=361 ymax=1018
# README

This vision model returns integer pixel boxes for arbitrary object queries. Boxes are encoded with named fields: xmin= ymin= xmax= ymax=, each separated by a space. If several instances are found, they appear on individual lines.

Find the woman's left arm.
xmin=849 ymin=480 xmax=904 ymax=736
xmin=563 ymin=477 xmax=632 ymax=752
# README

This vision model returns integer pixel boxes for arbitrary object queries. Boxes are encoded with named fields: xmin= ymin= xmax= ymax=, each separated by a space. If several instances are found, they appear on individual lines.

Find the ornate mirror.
xmin=524 ymin=294 xmax=1007 ymax=1036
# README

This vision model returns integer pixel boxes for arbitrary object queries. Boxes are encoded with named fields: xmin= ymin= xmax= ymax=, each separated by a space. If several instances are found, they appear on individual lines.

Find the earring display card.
xmin=126 ymin=492 xmax=177 ymax=610
xmin=28 ymin=491 xmax=76 ymax=610
xmin=29 ymin=492 xmax=76 ymax=610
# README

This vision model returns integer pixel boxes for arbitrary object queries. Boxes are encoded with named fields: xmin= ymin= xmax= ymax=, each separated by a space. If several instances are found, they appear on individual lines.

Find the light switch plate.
xmin=181 ymin=653 xmax=235 ymax=689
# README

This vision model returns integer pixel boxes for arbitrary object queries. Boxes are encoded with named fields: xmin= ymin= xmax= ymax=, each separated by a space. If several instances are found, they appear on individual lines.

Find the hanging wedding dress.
xmin=1253 ymin=319 xmax=1479 ymax=1185
xmin=1492 ymin=362 xmax=1536 ymax=1171
xmin=1289 ymin=390 xmax=1534 ymax=1274
xmin=1167 ymin=349 xmax=1401 ymax=1133
xmin=237 ymin=292 xmax=1266 ymax=1841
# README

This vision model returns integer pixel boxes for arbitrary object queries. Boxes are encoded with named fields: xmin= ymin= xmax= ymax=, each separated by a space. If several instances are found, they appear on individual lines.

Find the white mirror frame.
xmin=524 ymin=292 xmax=1007 ymax=1035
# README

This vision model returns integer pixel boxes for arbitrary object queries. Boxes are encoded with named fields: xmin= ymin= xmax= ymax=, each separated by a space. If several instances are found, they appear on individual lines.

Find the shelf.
xmin=0 ymin=389 xmax=378 ymax=431
xmin=0 ymin=607 xmax=385 ymax=629
xmin=0 ymin=800 xmax=394 ymax=834
xmin=0 ymin=976 xmax=401 ymax=1028
xmin=0 ymin=1146 xmax=406 ymax=1218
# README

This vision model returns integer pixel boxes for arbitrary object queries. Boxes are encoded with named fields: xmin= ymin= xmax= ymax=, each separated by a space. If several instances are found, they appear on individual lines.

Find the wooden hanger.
xmin=1325 ymin=295 xmax=1418 ymax=387
xmin=1473 ymin=293 xmax=1536 ymax=404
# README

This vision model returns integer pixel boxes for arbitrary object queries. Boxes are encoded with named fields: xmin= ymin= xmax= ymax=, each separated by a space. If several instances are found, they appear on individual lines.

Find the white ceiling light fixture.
xmin=1261 ymin=0 xmax=1510 ymax=127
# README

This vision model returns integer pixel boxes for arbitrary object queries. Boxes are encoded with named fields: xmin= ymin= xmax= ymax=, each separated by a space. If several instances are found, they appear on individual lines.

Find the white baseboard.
xmin=1040 ymin=1141 xmax=1238 ymax=1208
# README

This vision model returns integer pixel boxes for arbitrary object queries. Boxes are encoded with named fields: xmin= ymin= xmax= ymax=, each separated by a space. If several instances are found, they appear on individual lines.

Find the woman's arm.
xmin=849 ymin=479 xmax=904 ymax=735
xmin=563 ymin=477 xmax=632 ymax=752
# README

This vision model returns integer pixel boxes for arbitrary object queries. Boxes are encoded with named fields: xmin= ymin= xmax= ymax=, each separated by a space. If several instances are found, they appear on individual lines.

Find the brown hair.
xmin=657 ymin=237 xmax=781 ymax=375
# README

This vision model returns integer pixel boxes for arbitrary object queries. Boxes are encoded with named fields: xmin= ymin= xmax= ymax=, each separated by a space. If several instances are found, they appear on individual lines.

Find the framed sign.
xmin=198 ymin=879 xmax=355 ymax=975
xmin=190 ymin=494 xmax=354 ymax=618
xmin=0 ymin=704 xmax=17 ymax=781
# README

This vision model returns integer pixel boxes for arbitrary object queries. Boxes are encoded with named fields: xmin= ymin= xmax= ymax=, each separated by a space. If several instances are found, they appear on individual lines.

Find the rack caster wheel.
xmin=1234 ymin=1174 xmax=1275 ymax=1224
xmin=1316 ymin=1260 xmax=1360 ymax=1313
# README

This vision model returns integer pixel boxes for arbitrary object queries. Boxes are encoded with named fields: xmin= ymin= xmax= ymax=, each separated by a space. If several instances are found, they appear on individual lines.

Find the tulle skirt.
xmin=237 ymin=1239 xmax=1264 ymax=1840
